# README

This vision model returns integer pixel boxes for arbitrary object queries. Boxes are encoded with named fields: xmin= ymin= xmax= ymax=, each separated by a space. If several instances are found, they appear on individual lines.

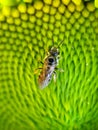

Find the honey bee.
xmin=38 ymin=40 xmax=64 ymax=89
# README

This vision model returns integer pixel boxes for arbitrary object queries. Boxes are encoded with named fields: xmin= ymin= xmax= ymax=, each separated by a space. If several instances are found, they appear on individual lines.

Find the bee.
xmin=38 ymin=40 xmax=64 ymax=89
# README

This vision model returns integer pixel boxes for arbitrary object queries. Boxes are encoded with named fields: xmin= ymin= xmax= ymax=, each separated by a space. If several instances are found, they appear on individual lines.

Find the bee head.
xmin=49 ymin=47 xmax=59 ymax=56
xmin=48 ymin=39 xmax=64 ymax=56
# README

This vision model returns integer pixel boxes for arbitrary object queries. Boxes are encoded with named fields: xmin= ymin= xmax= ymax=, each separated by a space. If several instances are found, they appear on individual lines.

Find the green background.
xmin=0 ymin=0 xmax=98 ymax=130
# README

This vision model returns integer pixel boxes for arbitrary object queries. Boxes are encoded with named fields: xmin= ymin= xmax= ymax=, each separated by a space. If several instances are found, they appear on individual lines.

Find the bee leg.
xmin=55 ymin=67 xmax=64 ymax=72
xmin=38 ymin=60 xmax=44 ymax=64
xmin=53 ymin=71 xmax=57 ymax=83
xmin=39 ymin=61 xmax=44 ymax=64
xmin=34 ymin=68 xmax=42 ymax=74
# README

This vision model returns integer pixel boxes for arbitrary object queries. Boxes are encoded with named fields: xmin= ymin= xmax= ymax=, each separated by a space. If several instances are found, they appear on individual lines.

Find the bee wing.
xmin=38 ymin=73 xmax=52 ymax=89
xmin=38 ymin=78 xmax=51 ymax=89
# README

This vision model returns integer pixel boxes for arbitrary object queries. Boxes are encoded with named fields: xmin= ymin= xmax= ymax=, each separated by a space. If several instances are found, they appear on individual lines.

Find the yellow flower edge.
xmin=0 ymin=0 xmax=98 ymax=130
xmin=0 ymin=0 xmax=98 ymax=8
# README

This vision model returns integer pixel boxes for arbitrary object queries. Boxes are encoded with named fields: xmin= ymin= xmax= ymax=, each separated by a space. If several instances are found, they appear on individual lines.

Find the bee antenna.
xmin=57 ymin=39 xmax=64 ymax=48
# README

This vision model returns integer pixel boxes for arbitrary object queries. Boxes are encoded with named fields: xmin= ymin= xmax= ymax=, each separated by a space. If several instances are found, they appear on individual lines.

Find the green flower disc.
xmin=0 ymin=0 xmax=98 ymax=130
